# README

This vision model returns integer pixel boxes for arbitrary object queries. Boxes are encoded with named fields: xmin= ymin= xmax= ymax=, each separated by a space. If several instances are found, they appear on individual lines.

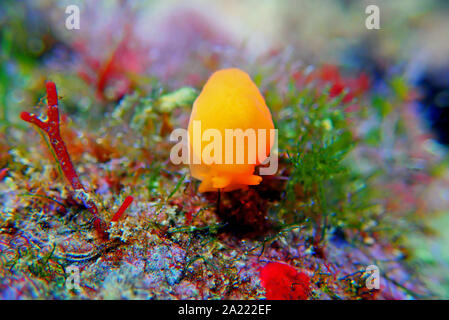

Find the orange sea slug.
xmin=187 ymin=68 xmax=275 ymax=192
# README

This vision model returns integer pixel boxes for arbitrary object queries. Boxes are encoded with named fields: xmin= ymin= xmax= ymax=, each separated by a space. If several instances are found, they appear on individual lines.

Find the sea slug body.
xmin=187 ymin=68 xmax=275 ymax=192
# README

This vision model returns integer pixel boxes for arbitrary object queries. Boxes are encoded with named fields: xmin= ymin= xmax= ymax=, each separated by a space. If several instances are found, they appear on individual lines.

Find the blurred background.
xmin=1 ymin=0 xmax=449 ymax=142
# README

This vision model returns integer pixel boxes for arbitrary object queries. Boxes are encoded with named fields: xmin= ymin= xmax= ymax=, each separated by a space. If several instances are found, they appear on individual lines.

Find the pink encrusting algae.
xmin=259 ymin=262 xmax=311 ymax=300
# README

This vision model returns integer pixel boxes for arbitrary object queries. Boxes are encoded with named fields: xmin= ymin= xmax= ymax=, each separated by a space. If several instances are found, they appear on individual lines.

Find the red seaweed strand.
xmin=20 ymin=81 xmax=106 ymax=235
xmin=111 ymin=196 xmax=134 ymax=222
xmin=20 ymin=82 xmax=85 ymax=193
xmin=21 ymin=81 xmax=136 ymax=240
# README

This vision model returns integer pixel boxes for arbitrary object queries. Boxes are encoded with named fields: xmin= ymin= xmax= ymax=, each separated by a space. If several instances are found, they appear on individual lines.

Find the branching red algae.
xmin=20 ymin=81 xmax=133 ymax=239
xmin=20 ymin=82 xmax=99 ymax=215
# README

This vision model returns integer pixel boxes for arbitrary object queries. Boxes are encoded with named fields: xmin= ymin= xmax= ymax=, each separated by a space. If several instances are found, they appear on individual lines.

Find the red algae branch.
xmin=20 ymin=81 xmax=133 ymax=239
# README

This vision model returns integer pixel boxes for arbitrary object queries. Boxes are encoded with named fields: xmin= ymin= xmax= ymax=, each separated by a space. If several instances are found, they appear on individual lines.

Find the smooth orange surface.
xmin=188 ymin=68 xmax=275 ymax=192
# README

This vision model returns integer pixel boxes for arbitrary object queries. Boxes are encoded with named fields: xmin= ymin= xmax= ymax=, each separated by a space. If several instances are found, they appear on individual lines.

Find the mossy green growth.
xmin=270 ymin=81 xmax=355 ymax=232
xmin=157 ymin=87 xmax=197 ymax=113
